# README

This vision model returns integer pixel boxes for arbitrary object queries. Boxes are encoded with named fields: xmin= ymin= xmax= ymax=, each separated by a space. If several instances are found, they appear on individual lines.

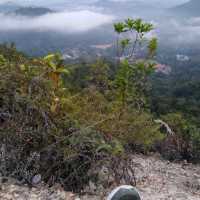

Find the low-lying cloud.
xmin=0 ymin=10 xmax=114 ymax=33
xmin=155 ymin=17 xmax=200 ymax=46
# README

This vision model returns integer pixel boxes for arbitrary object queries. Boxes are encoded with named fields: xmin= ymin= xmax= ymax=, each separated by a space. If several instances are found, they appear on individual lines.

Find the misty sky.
xmin=0 ymin=0 xmax=199 ymax=52
xmin=0 ymin=0 xmax=197 ymax=43
xmin=0 ymin=0 xmax=189 ymax=8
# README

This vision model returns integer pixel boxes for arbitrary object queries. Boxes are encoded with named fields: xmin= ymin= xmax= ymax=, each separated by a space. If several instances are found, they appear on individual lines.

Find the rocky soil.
xmin=0 ymin=154 xmax=200 ymax=200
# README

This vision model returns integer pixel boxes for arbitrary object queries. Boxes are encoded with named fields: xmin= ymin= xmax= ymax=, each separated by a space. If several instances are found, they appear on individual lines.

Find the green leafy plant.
xmin=158 ymin=113 xmax=200 ymax=161
xmin=114 ymin=18 xmax=155 ymax=60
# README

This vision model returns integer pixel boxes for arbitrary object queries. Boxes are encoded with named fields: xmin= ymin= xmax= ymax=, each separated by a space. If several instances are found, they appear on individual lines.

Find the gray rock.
xmin=107 ymin=185 xmax=141 ymax=200
xmin=31 ymin=174 xmax=42 ymax=185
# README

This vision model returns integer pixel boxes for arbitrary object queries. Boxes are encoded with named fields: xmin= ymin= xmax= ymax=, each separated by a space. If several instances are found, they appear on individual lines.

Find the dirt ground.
xmin=0 ymin=154 xmax=199 ymax=200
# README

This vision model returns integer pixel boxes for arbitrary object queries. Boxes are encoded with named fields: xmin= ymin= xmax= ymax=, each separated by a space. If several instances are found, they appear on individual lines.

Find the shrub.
xmin=0 ymin=17 xmax=167 ymax=191
xmin=0 ymin=53 xmax=123 ymax=191
xmin=158 ymin=113 xmax=200 ymax=162
xmin=68 ymin=87 xmax=163 ymax=151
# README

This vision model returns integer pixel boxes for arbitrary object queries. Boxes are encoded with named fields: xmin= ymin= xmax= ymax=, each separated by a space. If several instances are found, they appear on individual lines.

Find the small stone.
xmin=31 ymin=174 xmax=42 ymax=185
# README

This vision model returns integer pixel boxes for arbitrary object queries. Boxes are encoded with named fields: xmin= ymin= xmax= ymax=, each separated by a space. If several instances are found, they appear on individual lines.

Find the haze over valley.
xmin=0 ymin=0 xmax=198 ymax=61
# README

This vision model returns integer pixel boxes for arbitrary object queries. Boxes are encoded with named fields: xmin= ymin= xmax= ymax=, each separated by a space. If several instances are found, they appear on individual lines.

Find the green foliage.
xmin=114 ymin=18 xmax=156 ymax=60
xmin=112 ymin=18 xmax=157 ymax=111
xmin=88 ymin=59 xmax=110 ymax=92
xmin=125 ymin=18 xmax=136 ymax=30
xmin=3 ymin=16 xmax=200 ymax=192
xmin=120 ymin=39 xmax=130 ymax=50
xmin=114 ymin=59 xmax=156 ymax=110
xmin=0 ymin=55 xmax=6 ymax=65
xmin=114 ymin=22 xmax=126 ymax=34
xmin=159 ymin=113 xmax=200 ymax=161
xmin=115 ymin=59 xmax=131 ymax=106
xmin=0 ymin=43 xmax=26 ymax=62
xmin=131 ymin=18 xmax=154 ymax=34
xmin=150 ymin=60 xmax=200 ymax=125
xmin=0 ymin=49 xmax=125 ymax=190
xmin=65 ymin=87 xmax=162 ymax=151
xmin=124 ymin=18 xmax=154 ymax=33
xmin=148 ymin=38 xmax=158 ymax=57
xmin=150 ymin=52 xmax=200 ymax=161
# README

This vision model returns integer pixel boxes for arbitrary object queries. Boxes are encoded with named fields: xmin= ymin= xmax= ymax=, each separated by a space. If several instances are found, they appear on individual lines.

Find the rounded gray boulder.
xmin=107 ymin=185 xmax=141 ymax=200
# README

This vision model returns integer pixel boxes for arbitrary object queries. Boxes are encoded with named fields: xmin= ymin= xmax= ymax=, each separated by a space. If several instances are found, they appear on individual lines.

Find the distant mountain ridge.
xmin=0 ymin=2 xmax=54 ymax=17
xmin=171 ymin=0 xmax=200 ymax=17
xmin=10 ymin=7 xmax=54 ymax=17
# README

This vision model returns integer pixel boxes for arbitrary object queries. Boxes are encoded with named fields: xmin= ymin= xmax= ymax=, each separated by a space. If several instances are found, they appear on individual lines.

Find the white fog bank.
xmin=0 ymin=10 xmax=114 ymax=33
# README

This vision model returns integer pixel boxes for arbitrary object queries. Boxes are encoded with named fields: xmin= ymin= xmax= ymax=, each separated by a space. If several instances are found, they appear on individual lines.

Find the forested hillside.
xmin=1 ymin=19 xmax=200 ymax=195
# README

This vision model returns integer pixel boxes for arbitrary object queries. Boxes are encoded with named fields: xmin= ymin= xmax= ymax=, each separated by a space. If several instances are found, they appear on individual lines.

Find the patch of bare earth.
xmin=133 ymin=154 xmax=200 ymax=200
xmin=0 ymin=154 xmax=199 ymax=200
